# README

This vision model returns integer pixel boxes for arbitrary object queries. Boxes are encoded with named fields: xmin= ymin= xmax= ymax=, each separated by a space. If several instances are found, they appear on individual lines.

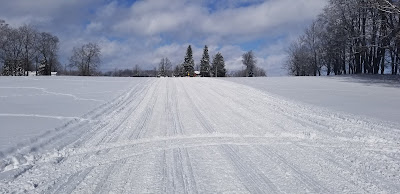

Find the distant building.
xmin=28 ymin=71 xmax=57 ymax=76
xmin=194 ymin=71 xmax=201 ymax=77
xmin=28 ymin=71 xmax=37 ymax=76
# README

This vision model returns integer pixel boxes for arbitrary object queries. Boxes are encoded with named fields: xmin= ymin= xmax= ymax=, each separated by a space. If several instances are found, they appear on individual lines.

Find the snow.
xmin=227 ymin=75 xmax=400 ymax=124
xmin=0 ymin=76 xmax=399 ymax=193
xmin=0 ymin=76 xmax=151 ymax=151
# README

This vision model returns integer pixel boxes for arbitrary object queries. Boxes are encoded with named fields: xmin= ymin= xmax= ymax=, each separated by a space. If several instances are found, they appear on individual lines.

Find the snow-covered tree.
xmin=211 ymin=52 xmax=226 ymax=77
xmin=200 ymin=45 xmax=211 ymax=77
xmin=183 ymin=45 xmax=195 ymax=76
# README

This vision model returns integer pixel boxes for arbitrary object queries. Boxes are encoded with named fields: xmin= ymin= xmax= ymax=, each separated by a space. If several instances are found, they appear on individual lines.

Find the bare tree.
xmin=158 ymin=57 xmax=172 ymax=77
xmin=133 ymin=64 xmax=141 ymax=77
xmin=19 ymin=25 xmax=38 ymax=75
xmin=254 ymin=66 xmax=267 ymax=77
xmin=70 ymin=42 xmax=101 ymax=76
xmin=285 ymin=0 xmax=400 ymax=76
xmin=302 ymin=21 xmax=322 ymax=76
xmin=37 ymin=32 xmax=59 ymax=75
xmin=173 ymin=64 xmax=183 ymax=77
xmin=0 ymin=20 xmax=60 ymax=76
xmin=1 ymin=27 xmax=24 ymax=75
xmin=285 ymin=39 xmax=315 ymax=76
xmin=242 ymin=51 xmax=256 ymax=77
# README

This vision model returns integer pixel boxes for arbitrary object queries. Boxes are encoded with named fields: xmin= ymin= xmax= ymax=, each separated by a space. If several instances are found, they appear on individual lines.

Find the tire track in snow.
xmin=127 ymin=80 xmax=161 ymax=140
xmin=0 ymin=79 xmax=150 ymax=159
xmin=222 ymin=145 xmax=279 ymax=193
xmin=257 ymin=146 xmax=329 ymax=193
xmin=165 ymin=79 xmax=198 ymax=194
xmin=1 ymin=78 xmax=400 ymax=193
xmin=0 ymin=79 xmax=153 ymax=190
xmin=179 ymin=80 xmax=215 ymax=133
xmin=45 ymin=167 xmax=94 ymax=194
xmin=73 ymin=79 xmax=155 ymax=146
xmin=180 ymin=79 xmax=279 ymax=193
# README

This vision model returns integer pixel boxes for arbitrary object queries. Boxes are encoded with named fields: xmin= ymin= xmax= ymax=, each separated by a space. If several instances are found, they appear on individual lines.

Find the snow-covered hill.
xmin=0 ymin=76 xmax=399 ymax=193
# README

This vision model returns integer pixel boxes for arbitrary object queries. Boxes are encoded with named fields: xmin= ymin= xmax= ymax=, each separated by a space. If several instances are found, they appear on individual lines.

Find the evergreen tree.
xmin=2 ymin=59 xmax=24 ymax=76
xmin=38 ymin=58 xmax=48 ymax=75
xmin=183 ymin=45 xmax=195 ymax=76
xmin=200 ymin=45 xmax=210 ymax=77
xmin=211 ymin=52 xmax=226 ymax=77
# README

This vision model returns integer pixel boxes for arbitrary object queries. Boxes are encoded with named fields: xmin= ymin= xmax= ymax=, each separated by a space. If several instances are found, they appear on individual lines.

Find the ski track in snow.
xmin=0 ymin=87 xmax=106 ymax=102
xmin=0 ymin=78 xmax=400 ymax=193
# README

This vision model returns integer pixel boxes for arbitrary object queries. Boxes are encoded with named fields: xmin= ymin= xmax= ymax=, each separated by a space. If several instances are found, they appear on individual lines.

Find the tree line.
xmin=1 ymin=20 xmax=266 ymax=77
xmin=0 ymin=20 xmax=101 ymax=76
xmin=286 ymin=0 xmax=400 ymax=76
xmin=157 ymin=45 xmax=266 ymax=77
xmin=0 ymin=20 xmax=59 ymax=76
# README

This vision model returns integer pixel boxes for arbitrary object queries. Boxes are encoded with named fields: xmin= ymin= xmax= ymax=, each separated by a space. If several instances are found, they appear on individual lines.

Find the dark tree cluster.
xmin=173 ymin=45 xmax=227 ymax=77
xmin=0 ymin=20 xmax=60 ymax=76
xmin=171 ymin=45 xmax=267 ymax=77
xmin=286 ymin=0 xmax=400 ymax=76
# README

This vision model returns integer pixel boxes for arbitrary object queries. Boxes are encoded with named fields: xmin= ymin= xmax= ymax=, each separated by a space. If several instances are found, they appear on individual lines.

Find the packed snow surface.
xmin=0 ymin=76 xmax=399 ymax=193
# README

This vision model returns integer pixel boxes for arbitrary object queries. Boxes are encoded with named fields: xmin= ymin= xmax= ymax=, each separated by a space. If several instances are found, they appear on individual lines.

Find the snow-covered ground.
xmin=227 ymin=75 xmax=400 ymax=124
xmin=0 ymin=76 xmax=399 ymax=193
xmin=0 ymin=76 xmax=151 ymax=151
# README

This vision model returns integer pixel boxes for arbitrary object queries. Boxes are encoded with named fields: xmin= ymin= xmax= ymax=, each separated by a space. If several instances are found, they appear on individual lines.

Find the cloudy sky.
xmin=0 ymin=0 xmax=328 ymax=76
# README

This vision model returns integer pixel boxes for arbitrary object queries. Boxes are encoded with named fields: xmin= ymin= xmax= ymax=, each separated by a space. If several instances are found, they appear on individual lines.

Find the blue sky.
xmin=0 ymin=0 xmax=328 ymax=76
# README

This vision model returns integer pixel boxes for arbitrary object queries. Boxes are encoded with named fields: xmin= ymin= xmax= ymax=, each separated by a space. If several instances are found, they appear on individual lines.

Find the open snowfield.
xmin=229 ymin=76 xmax=400 ymax=124
xmin=0 ymin=76 xmax=400 ymax=193
xmin=0 ymin=76 xmax=150 ymax=151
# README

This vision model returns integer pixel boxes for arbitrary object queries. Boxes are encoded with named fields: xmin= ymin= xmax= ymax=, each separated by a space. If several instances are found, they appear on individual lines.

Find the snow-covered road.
xmin=1 ymin=78 xmax=399 ymax=193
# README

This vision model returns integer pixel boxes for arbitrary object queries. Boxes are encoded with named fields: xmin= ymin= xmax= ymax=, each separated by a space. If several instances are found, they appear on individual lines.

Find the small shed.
xmin=194 ymin=71 xmax=201 ymax=77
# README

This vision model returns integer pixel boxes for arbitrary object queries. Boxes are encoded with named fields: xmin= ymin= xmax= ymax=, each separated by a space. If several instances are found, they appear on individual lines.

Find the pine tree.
xmin=2 ymin=60 xmax=11 ymax=76
xmin=2 ymin=59 xmax=24 ymax=76
xmin=200 ymin=45 xmax=210 ymax=77
xmin=38 ymin=58 xmax=48 ymax=75
xmin=211 ymin=52 xmax=226 ymax=77
xmin=183 ymin=45 xmax=195 ymax=76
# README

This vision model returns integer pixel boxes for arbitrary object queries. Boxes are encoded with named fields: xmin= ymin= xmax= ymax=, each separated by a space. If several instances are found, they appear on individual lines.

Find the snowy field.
xmin=0 ymin=76 xmax=399 ymax=193
xmin=228 ymin=75 xmax=400 ymax=124
xmin=0 ymin=76 xmax=151 ymax=151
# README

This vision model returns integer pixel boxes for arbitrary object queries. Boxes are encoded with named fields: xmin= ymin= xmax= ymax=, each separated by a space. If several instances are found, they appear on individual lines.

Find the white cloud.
xmin=112 ymin=0 xmax=327 ymax=40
